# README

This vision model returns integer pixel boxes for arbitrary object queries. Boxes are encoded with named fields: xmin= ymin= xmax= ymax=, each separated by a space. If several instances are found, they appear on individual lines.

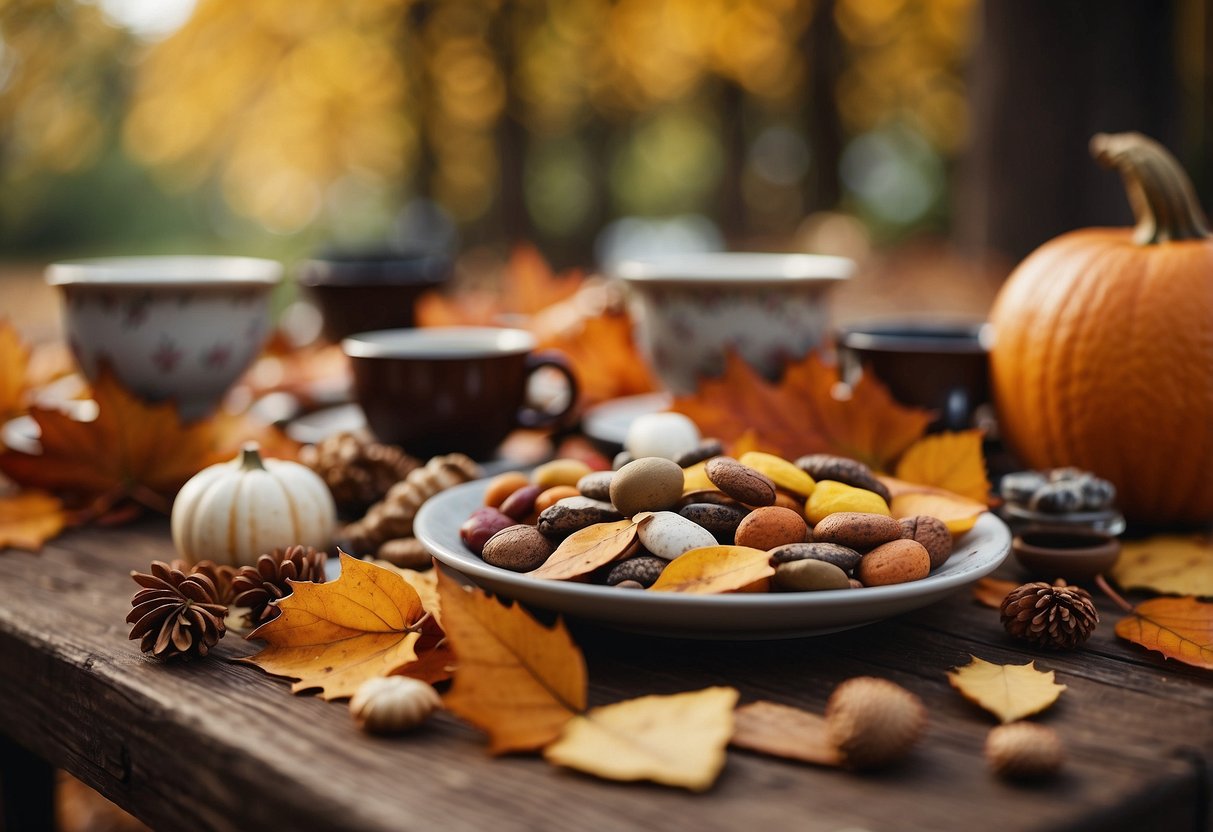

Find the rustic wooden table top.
xmin=0 ymin=518 xmax=1210 ymax=832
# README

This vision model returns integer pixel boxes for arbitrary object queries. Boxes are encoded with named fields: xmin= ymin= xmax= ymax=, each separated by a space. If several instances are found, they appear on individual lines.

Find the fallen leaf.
xmin=1114 ymin=597 xmax=1213 ymax=670
xmin=0 ymin=490 xmax=69 ymax=551
xmin=374 ymin=563 xmax=442 ymax=626
xmin=972 ymin=577 xmax=1019 ymax=609
xmin=1111 ymin=536 xmax=1213 ymax=598
xmin=539 ymin=312 xmax=658 ymax=406
xmin=878 ymin=475 xmax=987 ymax=535
xmin=437 ymin=570 xmax=586 ymax=753
xmin=544 ymin=687 xmax=738 ymax=791
xmin=0 ymin=320 xmax=30 ymax=422
xmin=894 ymin=430 xmax=990 ymax=503
xmin=947 ymin=656 xmax=1067 ymax=723
xmin=371 ymin=563 xmax=454 ymax=683
xmin=244 ymin=554 xmax=426 ymax=700
xmin=529 ymin=518 xmax=647 ymax=581
xmin=672 ymin=351 xmax=932 ymax=471
xmin=649 ymin=546 xmax=775 ymax=594
xmin=730 ymin=700 xmax=841 ymax=767
xmin=0 ymin=368 xmax=236 ymax=510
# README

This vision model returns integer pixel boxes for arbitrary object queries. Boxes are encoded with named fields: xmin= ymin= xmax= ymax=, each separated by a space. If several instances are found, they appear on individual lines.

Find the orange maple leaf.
xmin=0 ymin=489 xmax=69 ymax=551
xmin=0 ymin=320 xmax=30 ymax=422
xmin=0 ymin=368 xmax=263 ymax=511
xmin=437 ymin=570 xmax=586 ymax=754
xmin=538 ymin=312 xmax=658 ymax=406
xmin=1113 ymin=596 xmax=1213 ymax=670
xmin=895 ymin=430 xmax=990 ymax=503
xmin=672 ymin=352 xmax=933 ymax=471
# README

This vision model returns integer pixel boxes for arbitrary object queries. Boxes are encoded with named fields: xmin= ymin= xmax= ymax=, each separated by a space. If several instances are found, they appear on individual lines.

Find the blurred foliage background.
xmin=0 ymin=0 xmax=1210 ymax=267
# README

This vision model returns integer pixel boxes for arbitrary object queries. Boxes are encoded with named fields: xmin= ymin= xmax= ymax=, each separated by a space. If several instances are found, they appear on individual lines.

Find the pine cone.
xmin=127 ymin=561 xmax=228 ymax=660
xmin=170 ymin=559 xmax=237 ymax=606
xmin=1000 ymin=580 xmax=1099 ymax=649
xmin=232 ymin=545 xmax=327 ymax=626
xmin=342 ymin=453 xmax=482 ymax=554
xmin=300 ymin=431 xmax=420 ymax=513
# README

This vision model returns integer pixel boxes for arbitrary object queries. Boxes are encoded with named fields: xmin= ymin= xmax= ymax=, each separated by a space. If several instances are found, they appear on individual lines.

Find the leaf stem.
xmin=1095 ymin=574 xmax=1135 ymax=614
xmin=406 ymin=611 xmax=433 ymax=634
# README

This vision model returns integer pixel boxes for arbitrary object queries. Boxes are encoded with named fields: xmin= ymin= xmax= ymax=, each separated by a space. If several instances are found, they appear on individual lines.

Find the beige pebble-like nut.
xmin=481 ymin=525 xmax=555 ymax=572
xmin=706 ymin=457 xmax=776 ymax=506
xmin=899 ymin=515 xmax=953 ymax=569
xmin=825 ymin=677 xmax=927 ymax=769
xmin=350 ymin=676 xmax=442 ymax=735
xmin=985 ymin=723 xmax=1064 ymax=780
xmin=773 ymin=558 xmax=851 ymax=591
xmin=532 ymin=458 xmax=594 ymax=489
xmin=805 ymin=481 xmax=891 ymax=525
xmin=856 ymin=539 xmax=931 ymax=586
xmin=610 ymin=457 xmax=685 ymax=517
xmin=483 ymin=471 xmax=530 ymax=508
xmin=635 ymin=511 xmax=717 ymax=560
xmin=813 ymin=512 xmax=902 ymax=551
xmin=735 ymin=506 xmax=808 ymax=550
xmin=576 ymin=471 xmax=614 ymax=502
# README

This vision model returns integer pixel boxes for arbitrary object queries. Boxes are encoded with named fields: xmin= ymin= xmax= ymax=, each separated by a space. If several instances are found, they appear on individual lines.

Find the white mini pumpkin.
xmin=171 ymin=443 xmax=336 ymax=567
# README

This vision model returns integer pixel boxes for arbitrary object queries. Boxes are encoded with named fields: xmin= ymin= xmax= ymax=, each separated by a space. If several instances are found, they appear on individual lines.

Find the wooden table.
xmin=1 ymin=519 xmax=1210 ymax=832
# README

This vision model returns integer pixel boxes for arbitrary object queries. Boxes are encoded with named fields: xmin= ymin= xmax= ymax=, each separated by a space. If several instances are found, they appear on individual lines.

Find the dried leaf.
xmin=0 ymin=320 xmax=30 ymax=423
xmin=539 ymin=312 xmax=658 ymax=406
xmin=1111 ymin=536 xmax=1213 ymax=598
xmin=545 ymin=687 xmax=738 ymax=791
xmin=972 ymin=577 xmax=1020 ymax=610
xmin=529 ymin=518 xmax=646 ymax=581
xmin=672 ymin=352 xmax=932 ymax=470
xmin=0 ymin=368 xmax=234 ymax=509
xmin=649 ymin=546 xmax=775 ymax=594
xmin=1114 ymin=597 xmax=1213 ymax=670
xmin=947 ymin=656 xmax=1067 ymax=723
xmin=894 ymin=430 xmax=990 ymax=503
xmin=0 ymin=490 xmax=68 ymax=551
xmin=730 ymin=701 xmax=841 ymax=767
xmin=244 ymin=554 xmax=426 ymax=700
xmin=878 ymin=475 xmax=987 ymax=535
xmin=437 ymin=570 xmax=586 ymax=753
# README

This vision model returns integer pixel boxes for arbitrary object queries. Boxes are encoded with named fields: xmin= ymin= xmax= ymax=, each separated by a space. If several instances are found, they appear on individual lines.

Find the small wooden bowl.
xmin=1011 ymin=529 xmax=1121 ymax=581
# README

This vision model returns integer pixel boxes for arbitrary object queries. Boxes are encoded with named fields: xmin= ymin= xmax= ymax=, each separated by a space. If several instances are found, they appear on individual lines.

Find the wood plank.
xmin=0 ymin=519 xmax=1209 ymax=832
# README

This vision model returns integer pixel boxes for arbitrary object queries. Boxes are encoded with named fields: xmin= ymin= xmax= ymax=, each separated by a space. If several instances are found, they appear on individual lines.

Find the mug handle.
xmin=517 ymin=351 xmax=579 ymax=429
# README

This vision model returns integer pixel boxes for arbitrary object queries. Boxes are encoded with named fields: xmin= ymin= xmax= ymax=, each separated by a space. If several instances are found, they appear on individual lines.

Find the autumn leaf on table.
xmin=0 ymin=320 xmax=30 ymax=424
xmin=545 ymin=687 xmax=738 ymax=792
xmin=894 ymin=430 xmax=990 ymax=503
xmin=538 ymin=312 xmax=657 ymax=406
xmin=972 ymin=577 xmax=1020 ymax=610
xmin=369 ymin=563 xmax=455 ymax=684
xmin=947 ymin=656 xmax=1066 ymax=723
xmin=730 ymin=700 xmax=841 ymax=767
xmin=1109 ymin=596 xmax=1213 ymax=670
xmin=671 ymin=352 xmax=932 ymax=470
xmin=877 ymin=475 xmax=988 ymax=535
xmin=528 ymin=517 xmax=647 ymax=581
xmin=0 ymin=490 xmax=69 ymax=551
xmin=244 ymin=554 xmax=427 ymax=700
xmin=649 ymin=546 xmax=775 ymax=594
xmin=1110 ymin=536 xmax=1213 ymax=598
xmin=437 ymin=570 xmax=586 ymax=754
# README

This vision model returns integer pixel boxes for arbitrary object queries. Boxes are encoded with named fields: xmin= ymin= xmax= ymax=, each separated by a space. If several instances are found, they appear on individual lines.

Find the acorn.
xmin=985 ymin=722 xmax=1064 ymax=780
xmin=349 ymin=676 xmax=442 ymax=735
xmin=824 ymin=677 xmax=927 ymax=769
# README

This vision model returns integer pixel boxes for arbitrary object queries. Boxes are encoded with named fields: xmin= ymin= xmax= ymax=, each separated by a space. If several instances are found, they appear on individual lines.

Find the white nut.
xmin=349 ymin=676 xmax=442 ymax=735
xmin=625 ymin=413 xmax=700 ymax=461
xmin=636 ymin=510 xmax=718 ymax=560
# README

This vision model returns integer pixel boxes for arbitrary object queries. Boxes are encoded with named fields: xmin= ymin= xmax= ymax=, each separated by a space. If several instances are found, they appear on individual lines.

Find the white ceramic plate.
xmin=414 ymin=479 xmax=1011 ymax=639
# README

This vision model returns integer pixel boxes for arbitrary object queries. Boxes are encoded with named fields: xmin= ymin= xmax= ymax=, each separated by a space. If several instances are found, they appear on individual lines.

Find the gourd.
xmin=171 ymin=443 xmax=337 ymax=567
xmin=989 ymin=132 xmax=1213 ymax=524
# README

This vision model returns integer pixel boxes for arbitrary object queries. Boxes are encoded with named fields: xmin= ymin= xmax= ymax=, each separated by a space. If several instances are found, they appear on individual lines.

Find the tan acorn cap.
xmin=824 ymin=676 xmax=927 ymax=769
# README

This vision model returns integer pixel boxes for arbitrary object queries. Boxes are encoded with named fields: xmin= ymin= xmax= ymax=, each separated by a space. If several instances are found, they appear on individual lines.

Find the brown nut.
xmin=825 ymin=677 xmax=927 ymax=769
xmin=735 ymin=506 xmax=808 ymax=550
xmin=795 ymin=454 xmax=891 ymax=503
xmin=377 ymin=537 xmax=432 ymax=570
xmin=576 ymin=471 xmax=614 ymax=502
xmin=856 ymin=539 xmax=931 ymax=586
xmin=459 ymin=507 xmax=516 ymax=556
xmin=985 ymin=722 xmax=1065 ymax=780
xmin=773 ymin=558 xmax=851 ymax=591
xmin=768 ymin=542 xmax=863 ymax=574
xmin=499 ymin=484 xmax=542 ymax=521
xmin=610 ymin=457 xmax=685 ymax=516
xmin=899 ymin=515 xmax=952 ymax=569
xmin=537 ymin=497 xmax=623 ymax=537
xmin=812 ymin=512 xmax=902 ymax=552
xmin=481 ymin=525 xmax=555 ymax=572
xmin=483 ymin=471 xmax=530 ymax=508
xmin=674 ymin=438 xmax=725 ymax=468
xmin=706 ymin=456 xmax=776 ymax=506
xmin=605 ymin=554 xmax=667 ymax=587
xmin=679 ymin=502 xmax=748 ymax=541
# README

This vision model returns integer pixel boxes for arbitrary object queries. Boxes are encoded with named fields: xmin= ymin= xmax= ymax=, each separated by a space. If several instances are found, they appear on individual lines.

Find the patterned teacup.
xmin=48 ymin=256 xmax=282 ymax=421
xmin=614 ymin=253 xmax=854 ymax=394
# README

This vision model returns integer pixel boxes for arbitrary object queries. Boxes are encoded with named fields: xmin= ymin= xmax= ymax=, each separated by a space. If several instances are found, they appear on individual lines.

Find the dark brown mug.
xmin=342 ymin=327 xmax=578 ymax=460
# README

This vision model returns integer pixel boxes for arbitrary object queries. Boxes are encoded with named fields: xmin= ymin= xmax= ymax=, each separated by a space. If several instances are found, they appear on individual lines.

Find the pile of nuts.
xmin=459 ymin=415 xmax=967 ymax=593
xmin=999 ymin=467 xmax=1116 ymax=514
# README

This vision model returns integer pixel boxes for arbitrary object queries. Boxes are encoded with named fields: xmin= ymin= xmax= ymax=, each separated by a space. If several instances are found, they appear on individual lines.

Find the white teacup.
xmin=614 ymin=252 xmax=854 ymax=393
xmin=48 ymin=256 xmax=282 ymax=421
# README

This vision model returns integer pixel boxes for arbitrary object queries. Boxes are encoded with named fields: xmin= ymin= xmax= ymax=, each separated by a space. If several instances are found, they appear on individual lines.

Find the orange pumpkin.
xmin=989 ymin=132 xmax=1213 ymax=525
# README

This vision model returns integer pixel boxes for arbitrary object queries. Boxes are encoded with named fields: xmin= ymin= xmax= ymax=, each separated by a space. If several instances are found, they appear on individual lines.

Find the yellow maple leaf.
xmin=0 ymin=490 xmax=69 ymax=551
xmin=649 ymin=546 xmax=775 ymax=594
xmin=0 ymin=320 xmax=30 ymax=424
xmin=947 ymin=656 xmax=1066 ymax=723
xmin=730 ymin=700 xmax=842 ymax=767
xmin=544 ymin=687 xmax=738 ymax=791
xmin=437 ymin=570 xmax=586 ymax=754
xmin=1111 ymin=536 xmax=1213 ymax=598
xmin=1114 ymin=596 xmax=1213 ymax=670
xmin=894 ymin=430 xmax=990 ymax=502
xmin=672 ymin=352 xmax=932 ymax=471
xmin=244 ymin=554 xmax=426 ymax=700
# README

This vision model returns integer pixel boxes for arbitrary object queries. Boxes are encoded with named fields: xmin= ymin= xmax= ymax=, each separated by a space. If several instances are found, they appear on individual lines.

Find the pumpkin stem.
xmin=1090 ymin=132 xmax=1211 ymax=245
xmin=238 ymin=442 xmax=265 ymax=471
